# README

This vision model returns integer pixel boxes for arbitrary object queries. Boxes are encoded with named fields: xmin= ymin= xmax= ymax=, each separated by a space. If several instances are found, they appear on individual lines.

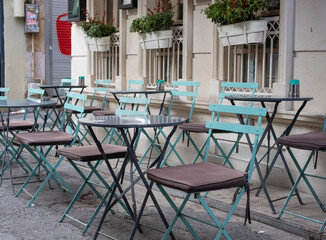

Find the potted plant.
xmin=203 ymin=0 xmax=268 ymax=46
xmin=82 ymin=10 xmax=116 ymax=52
xmin=130 ymin=0 xmax=174 ymax=50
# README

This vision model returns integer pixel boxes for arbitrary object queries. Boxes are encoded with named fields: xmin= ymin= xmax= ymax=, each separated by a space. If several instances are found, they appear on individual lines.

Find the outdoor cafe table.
xmin=225 ymin=95 xmax=313 ymax=214
xmin=0 ymin=99 xmax=56 ymax=193
xmin=111 ymin=90 xmax=171 ymax=115
xmin=78 ymin=114 xmax=186 ymax=239
xmin=40 ymin=85 xmax=87 ymax=130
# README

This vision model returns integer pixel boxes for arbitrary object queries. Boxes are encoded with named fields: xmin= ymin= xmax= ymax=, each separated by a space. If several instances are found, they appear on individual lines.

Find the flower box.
xmin=85 ymin=36 xmax=111 ymax=52
xmin=139 ymin=30 xmax=173 ymax=50
xmin=217 ymin=20 xmax=268 ymax=46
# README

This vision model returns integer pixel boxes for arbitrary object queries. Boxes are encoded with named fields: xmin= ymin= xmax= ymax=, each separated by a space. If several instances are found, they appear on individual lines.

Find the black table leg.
xmin=128 ymin=125 xmax=178 ymax=240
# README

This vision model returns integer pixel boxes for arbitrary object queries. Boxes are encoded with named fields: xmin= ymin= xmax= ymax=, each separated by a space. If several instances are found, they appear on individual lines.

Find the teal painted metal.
xmin=151 ymin=103 xmax=266 ymax=239
xmin=127 ymin=79 xmax=144 ymax=91
xmin=0 ymin=87 xmax=9 ymax=100
xmin=206 ymin=121 xmax=264 ymax=135
xmin=59 ymin=159 xmax=132 ymax=234
xmin=144 ymin=81 xmax=200 ymax=167
xmin=278 ymin=143 xmax=326 ymax=232
xmin=14 ymin=92 xmax=87 ymax=207
xmin=209 ymin=103 xmax=266 ymax=116
xmin=167 ymin=81 xmax=200 ymax=120
xmin=277 ymin=115 xmax=326 ymax=233
xmin=161 ymin=81 xmax=257 ymax=167
xmin=27 ymin=88 xmax=45 ymax=99
xmin=115 ymin=97 xmax=150 ymax=116
xmin=99 ymin=79 xmax=144 ymax=144
xmin=89 ymin=79 xmax=111 ymax=110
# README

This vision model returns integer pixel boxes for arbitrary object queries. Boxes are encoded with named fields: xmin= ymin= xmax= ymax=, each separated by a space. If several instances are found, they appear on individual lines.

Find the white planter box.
xmin=85 ymin=36 xmax=111 ymax=52
xmin=139 ymin=30 xmax=173 ymax=50
xmin=217 ymin=20 xmax=268 ymax=46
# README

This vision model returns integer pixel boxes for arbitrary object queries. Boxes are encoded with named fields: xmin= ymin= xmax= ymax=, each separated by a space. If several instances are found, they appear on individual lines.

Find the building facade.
xmin=3 ymin=0 xmax=325 ymax=196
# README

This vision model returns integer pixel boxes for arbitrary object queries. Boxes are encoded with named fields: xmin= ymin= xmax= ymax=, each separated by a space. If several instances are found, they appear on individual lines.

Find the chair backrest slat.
xmin=209 ymin=104 xmax=265 ymax=116
xmin=0 ymin=88 xmax=9 ymax=100
xmin=206 ymin=122 xmax=264 ymax=135
xmin=115 ymin=96 xmax=150 ymax=116
xmin=28 ymin=88 xmax=45 ymax=100
xmin=127 ymin=80 xmax=144 ymax=91
xmin=219 ymin=82 xmax=258 ymax=103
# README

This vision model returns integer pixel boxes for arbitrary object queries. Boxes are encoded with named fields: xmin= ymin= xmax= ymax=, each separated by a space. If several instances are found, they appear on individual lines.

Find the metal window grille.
xmin=145 ymin=26 xmax=183 ymax=89
xmin=93 ymin=32 xmax=120 ymax=85
xmin=224 ymin=16 xmax=280 ymax=94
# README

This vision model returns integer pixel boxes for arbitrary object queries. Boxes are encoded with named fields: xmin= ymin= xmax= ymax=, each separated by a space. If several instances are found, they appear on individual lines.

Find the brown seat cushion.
xmin=57 ymin=144 xmax=127 ymax=162
xmin=92 ymin=110 xmax=116 ymax=116
xmin=16 ymin=131 xmax=74 ymax=146
xmin=277 ymin=131 xmax=326 ymax=151
xmin=67 ymin=106 xmax=101 ymax=114
xmin=0 ymin=120 xmax=34 ymax=131
xmin=147 ymin=162 xmax=248 ymax=193
xmin=179 ymin=121 xmax=227 ymax=134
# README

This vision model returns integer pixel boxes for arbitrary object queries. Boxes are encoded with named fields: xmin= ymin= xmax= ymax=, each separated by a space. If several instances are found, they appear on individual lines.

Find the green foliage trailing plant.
xmin=203 ymin=0 xmax=267 ymax=26
xmin=130 ymin=0 xmax=174 ymax=34
xmin=81 ymin=10 xmax=116 ymax=38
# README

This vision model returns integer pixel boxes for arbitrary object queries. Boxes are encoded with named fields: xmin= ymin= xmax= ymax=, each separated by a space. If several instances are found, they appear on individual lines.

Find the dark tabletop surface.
xmin=79 ymin=115 xmax=186 ymax=128
xmin=40 ymin=85 xmax=87 ymax=89
xmin=225 ymin=95 xmax=313 ymax=102
xmin=0 ymin=99 xmax=56 ymax=108
xmin=111 ymin=90 xmax=171 ymax=95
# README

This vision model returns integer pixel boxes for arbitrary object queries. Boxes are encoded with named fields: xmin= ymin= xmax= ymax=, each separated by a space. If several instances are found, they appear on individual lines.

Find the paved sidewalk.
xmin=0 ymin=152 xmax=304 ymax=240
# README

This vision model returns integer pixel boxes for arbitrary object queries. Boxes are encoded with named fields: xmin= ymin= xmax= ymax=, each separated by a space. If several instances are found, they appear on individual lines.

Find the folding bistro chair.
xmin=168 ymin=82 xmax=258 ymax=168
xmin=0 ymin=88 xmax=46 ymax=178
xmin=41 ymin=78 xmax=77 ymax=130
xmin=14 ymin=92 xmax=87 ymax=207
xmin=68 ymin=79 xmax=111 ymax=145
xmin=140 ymin=81 xmax=200 ymax=167
xmin=277 ymin=116 xmax=326 ymax=233
xmin=57 ymin=136 xmax=133 ymax=234
xmin=94 ymin=79 xmax=145 ymax=144
xmin=146 ymin=104 xmax=266 ymax=239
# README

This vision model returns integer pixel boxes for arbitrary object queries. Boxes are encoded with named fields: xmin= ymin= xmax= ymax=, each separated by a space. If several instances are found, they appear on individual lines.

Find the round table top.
xmin=111 ymin=90 xmax=171 ymax=95
xmin=40 ymin=85 xmax=87 ymax=89
xmin=225 ymin=95 xmax=313 ymax=102
xmin=0 ymin=99 xmax=56 ymax=108
xmin=79 ymin=115 xmax=186 ymax=128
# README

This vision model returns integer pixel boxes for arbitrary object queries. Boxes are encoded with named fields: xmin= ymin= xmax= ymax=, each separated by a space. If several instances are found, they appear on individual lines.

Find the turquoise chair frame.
xmin=71 ymin=79 xmax=111 ymax=145
xmin=89 ymin=79 xmax=111 ymax=111
xmin=101 ymin=80 xmax=145 ymax=144
xmin=127 ymin=79 xmax=144 ymax=91
xmin=41 ymin=78 xmax=76 ymax=130
xmin=172 ymin=82 xmax=258 ymax=168
xmin=59 ymin=154 xmax=132 ymax=234
xmin=151 ymin=104 xmax=266 ymax=239
xmin=277 ymin=116 xmax=326 ymax=233
xmin=107 ymin=96 xmax=151 ymax=170
xmin=0 ymin=88 xmax=32 ymax=177
xmin=139 ymin=81 xmax=200 ymax=167
xmin=15 ymin=92 xmax=87 ymax=207
xmin=0 ymin=88 xmax=45 ymax=177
